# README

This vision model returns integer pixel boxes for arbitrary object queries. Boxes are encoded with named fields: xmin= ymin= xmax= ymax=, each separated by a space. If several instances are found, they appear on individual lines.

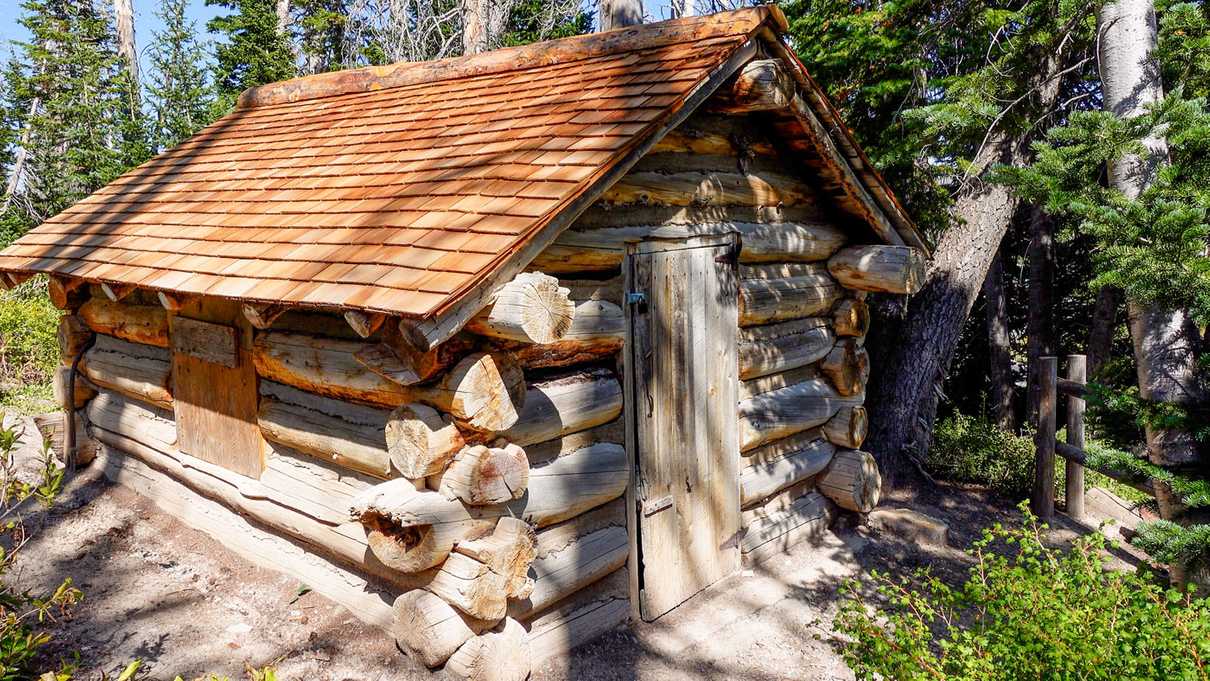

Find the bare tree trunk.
xmin=277 ymin=0 xmax=291 ymax=34
xmin=984 ymin=247 xmax=1013 ymax=429
xmin=1025 ymin=206 xmax=1055 ymax=427
xmin=865 ymin=134 xmax=1024 ymax=487
xmin=599 ymin=0 xmax=643 ymax=31
xmin=1098 ymin=0 xmax=1206 ymax=579
xmin=671 ymin=0 xmax=694 ymax=18
xmin=113 ymin=0 xmax=139 ymax=93
xmin=462 ymin=0 xmax=488 ymax=54
xmin=1086 ymin=285 xmax=1119 ymax=377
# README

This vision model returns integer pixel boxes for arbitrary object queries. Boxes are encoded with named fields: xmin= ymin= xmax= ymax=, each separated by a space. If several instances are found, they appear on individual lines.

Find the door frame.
xmin=622 ymin=233 xmax=741 ymax=621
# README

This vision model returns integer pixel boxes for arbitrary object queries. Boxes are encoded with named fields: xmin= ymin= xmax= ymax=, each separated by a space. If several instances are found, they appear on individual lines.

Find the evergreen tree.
xmin=207 ymin=0 xmax=296 ymax=107
xmin=147 ymin=0 xmax=214 ymax=150
xmin=0 ymin=0 xmax=149 ymax=245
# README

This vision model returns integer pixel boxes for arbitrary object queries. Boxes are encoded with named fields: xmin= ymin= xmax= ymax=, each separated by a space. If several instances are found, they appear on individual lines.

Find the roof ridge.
xmin=237 ymin=6 xmax=784 ymax=109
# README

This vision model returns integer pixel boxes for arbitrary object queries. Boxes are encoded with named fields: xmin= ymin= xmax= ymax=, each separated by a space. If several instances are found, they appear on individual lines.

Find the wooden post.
xmin=1031 ymin=356 xmax=1057 ymax=521
xmin=1065 ymin=354 xmax=1087 ymax=521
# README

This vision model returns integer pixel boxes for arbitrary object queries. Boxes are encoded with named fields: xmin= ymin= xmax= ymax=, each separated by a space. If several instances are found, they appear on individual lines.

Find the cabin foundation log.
xmin=739 ymin=273 xmax=842 ymax=326
xmin=738 ymin=377 xmax=861 ymax=451
xmin=79 ymin=298 xmax=169 ymax=348
xmin=741 ymin=491 xmax=835 ymax=564
xmin=392 ymin=590 xmax=494 ymax=668
xmin=738 ymin=318 xmax=834 ymax=380
xmin=446 ymin=617 xmax=530 ymax=681
xmin=465 ymin=272 xmax=575 ymax=344
xmin=81 ymin=335 xmax=173 ymax=409
xmin=522 ymin=568 xmax=629 ymax=666
xmin=817 ymin=449 xmax=882 ymax=513
xmin=434 ymin=444 xmax=530 ymax=505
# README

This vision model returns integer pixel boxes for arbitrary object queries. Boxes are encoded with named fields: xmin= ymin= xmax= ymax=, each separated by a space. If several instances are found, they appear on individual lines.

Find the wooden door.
xmin=171 ymin=299 xmax=265 ymax=478
xmin=624 ymin=234 xmax=741 ymax=621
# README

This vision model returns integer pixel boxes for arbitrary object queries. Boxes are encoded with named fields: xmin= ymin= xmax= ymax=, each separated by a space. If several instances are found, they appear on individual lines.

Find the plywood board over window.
xmin=170 ymin=300 xmax=264 ymax=479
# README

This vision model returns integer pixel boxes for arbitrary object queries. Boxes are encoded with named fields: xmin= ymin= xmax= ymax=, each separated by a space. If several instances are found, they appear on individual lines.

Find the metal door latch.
xmin=626 ymin=291 xmax=646 ymax=305
xmin=642 ymin=495 xmax=674 ymax=516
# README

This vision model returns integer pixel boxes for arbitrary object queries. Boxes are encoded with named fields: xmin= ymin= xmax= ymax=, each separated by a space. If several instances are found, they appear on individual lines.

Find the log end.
xmin=818 ymin=449 xmax=881 ymax=513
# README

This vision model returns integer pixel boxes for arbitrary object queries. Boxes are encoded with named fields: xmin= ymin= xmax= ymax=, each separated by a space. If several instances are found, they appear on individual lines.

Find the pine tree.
xmin=147 ymin=0 xmax=214 ymax=150
xmin=0 ymin=0 xmax=148 ymax=245
xmin=206 ymin=0 xmax=297 ymax=108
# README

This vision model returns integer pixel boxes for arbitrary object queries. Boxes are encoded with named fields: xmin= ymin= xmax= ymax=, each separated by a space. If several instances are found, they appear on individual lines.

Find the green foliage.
xmin=784 ymin=0 xmax=1099 ymax=238
xmin=997 ymin=93 xmax=1210 ymax=325
xmin=927 ymin=413 xmax=1035 ymax=497
xmin=148 ymin=0 xmax=216 ymax=151
xmin=1134 ymin=520 xmax=1210 ymax=571
xmin=0 ymin=421 xmax=79 ymax=681
xmin=0 ymin=0 xmax=152 ymax=244
xmin=1157 ymin=0 xmax=1210 ymax=99
xmin=1084 ymin=437 xmax=1210 ymax=508
xmin=830 ymin=506 xmax=1210 ymax=680
xmin=500 ymin=0 xmax=592 ymax=47
xmin=207 ymin=0 xmax=297 ymax=107
xmin=0 ymin=278 xmax=58 ymax=411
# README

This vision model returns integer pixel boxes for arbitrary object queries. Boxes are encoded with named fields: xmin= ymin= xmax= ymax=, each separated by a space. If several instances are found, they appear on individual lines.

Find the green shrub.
xmin=0 ymin=420 xmax=79 ymax=681
xmin=830 ymin=506 xmax=1210 ymax=680
xmin=0 ymin=278 xmax=59 ymax=412
xmin=927 ymin=414 xmax=1036 ymax=498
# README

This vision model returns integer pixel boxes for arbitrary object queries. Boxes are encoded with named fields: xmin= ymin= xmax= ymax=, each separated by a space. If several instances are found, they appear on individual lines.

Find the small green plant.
xmin=829 ymin=505 xmax=1210 ymax=680
xmin=0 ymin=418 xmax=79 ymax=681
xmin=927 ymin=413 xmax=1036 ymax=498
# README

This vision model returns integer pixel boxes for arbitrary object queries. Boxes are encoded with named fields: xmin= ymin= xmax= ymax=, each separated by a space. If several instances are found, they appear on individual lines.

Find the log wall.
xmin=56 ymin=96 xmax=905 ymax=681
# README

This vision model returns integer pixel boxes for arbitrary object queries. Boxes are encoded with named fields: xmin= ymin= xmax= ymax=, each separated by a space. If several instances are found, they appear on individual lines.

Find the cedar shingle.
xmin=0 ymin=10 xmax=773 ymax=317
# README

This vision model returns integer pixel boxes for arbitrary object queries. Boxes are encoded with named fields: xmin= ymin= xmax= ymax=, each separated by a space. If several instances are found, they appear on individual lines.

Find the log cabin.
xmin=0 ymin=7 xmax=928 ymax=679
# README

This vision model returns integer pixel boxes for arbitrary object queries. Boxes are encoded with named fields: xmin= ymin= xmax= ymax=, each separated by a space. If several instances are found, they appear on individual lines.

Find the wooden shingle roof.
xmin=0 ymin=6 xmax=921 ymax=332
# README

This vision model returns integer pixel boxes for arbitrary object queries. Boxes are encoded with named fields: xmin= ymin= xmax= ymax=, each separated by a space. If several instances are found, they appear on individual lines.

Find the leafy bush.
xmin=830 ymin=506 xmax=1210 ymax=680
xmin=927 ymin=414 xmax=1036 ymax=498
xmin=0 ymin=420 xmax=78 ymax=680
xmin=0 ymin=279 xmax=59 ymax=412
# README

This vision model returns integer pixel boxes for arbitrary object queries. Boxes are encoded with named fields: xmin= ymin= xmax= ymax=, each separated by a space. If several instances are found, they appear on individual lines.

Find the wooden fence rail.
xmin=1031 ymin=353 xmax=1156 ymax=522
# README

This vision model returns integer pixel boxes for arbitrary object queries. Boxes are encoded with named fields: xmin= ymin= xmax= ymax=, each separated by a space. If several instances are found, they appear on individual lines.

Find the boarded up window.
xmin=171 ymin=306 xmax=264 ymax=478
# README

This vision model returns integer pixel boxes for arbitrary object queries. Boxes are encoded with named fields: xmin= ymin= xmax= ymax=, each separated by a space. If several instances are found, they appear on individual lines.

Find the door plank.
xmin=627 ymin=235 xmax=740 ymax=620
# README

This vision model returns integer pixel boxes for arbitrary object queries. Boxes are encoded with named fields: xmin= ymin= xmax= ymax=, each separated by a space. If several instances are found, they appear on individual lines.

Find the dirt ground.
xmin=3 ymin=415 xmax=1151 ymax=681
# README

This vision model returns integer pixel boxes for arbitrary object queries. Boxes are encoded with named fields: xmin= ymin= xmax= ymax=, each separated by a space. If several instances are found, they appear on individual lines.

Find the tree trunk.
xmin=863 ymin=33 xmax=1070 ymax=487
xmin=113 ymin=0 xmax=139 ymax=93
xmin=1086 ymin=285 xmax=1119 ymax=377
xmin=983 ymin=247 xmax=1013 ymax=429
xmin=1025 ymin=206 xmax=1055 ymax=427
xmin=1097 ymin=0 xmax=1207 ymax=577
xmin=598 ymin=0 xmax=643 ymax=31
xmin=276 ymin=0 xmax=291 ymax=34
xmin=462 ymin=0 xmax=488 ymax=55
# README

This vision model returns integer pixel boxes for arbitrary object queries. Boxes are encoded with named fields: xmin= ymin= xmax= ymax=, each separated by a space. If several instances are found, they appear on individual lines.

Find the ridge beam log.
xmin=708 ymin=58 xmax=794 ymax=113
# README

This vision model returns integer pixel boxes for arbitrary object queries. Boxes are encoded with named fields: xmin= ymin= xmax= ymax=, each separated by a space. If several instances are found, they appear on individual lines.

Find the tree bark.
xmin=113 ymin=0 xmax=139 ymax=93
xmin=1025 ymin=206 xmax=1055 ymax=427
xmin=598 ymin=0 xmax=643 ymax=31
xmin=983 ymin=247 xmax=1013 ymax=429
xmin=1097 ymin=0 xmax=1207 ymax=575
xmin=1086 ymin=285 xmax=1120 ymax=377
xmin=462 ymin=0 xmax=488 ymax=55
